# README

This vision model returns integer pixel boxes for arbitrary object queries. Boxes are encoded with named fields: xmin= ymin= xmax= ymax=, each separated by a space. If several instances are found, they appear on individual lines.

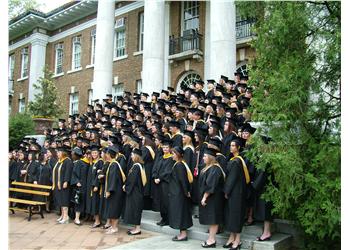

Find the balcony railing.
xmin=236 ymin=19 xmax=256 ymax=40
xmin=8 ymin=79 xmax=14 ymax=96
xmin=169 ymin=30 xmax=203 ymax=56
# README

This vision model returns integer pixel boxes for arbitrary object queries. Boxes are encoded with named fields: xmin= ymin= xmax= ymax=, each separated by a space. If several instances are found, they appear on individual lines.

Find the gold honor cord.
xmin=145 ymin=146 xmax=155 ymax=160
xmin=133 ymin=163 xmax=147 ymax=186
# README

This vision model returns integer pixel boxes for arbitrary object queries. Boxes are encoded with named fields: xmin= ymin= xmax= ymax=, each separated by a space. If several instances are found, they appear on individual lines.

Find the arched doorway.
xmin=176 ymin=71 xmax=202 ymax=92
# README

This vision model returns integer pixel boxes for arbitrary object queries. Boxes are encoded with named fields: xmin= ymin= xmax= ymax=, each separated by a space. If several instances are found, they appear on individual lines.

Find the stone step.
xmin=140 ymin=210 xmax=292 ymax=250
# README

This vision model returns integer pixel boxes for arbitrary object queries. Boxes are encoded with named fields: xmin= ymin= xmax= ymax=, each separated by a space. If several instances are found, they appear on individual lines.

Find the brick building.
xmin=8 ymin=0 xmax=255 ymax=118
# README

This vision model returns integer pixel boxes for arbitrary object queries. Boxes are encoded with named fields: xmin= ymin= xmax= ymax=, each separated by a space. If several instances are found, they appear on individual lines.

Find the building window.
xmin=112 ymin=83 xmax=124 ymax=102
xmin=182 ymin=1 xmax=199 ymax=32
xmin=69 ymin=92 xmax=79 ymax=115
xmin=114 ymin=18 xmax=126 ymax=58
xmin=18 ymin=98 xmax=25 ymax=113
xmin=72 ymin=36 xmax=82 ymax=70
xmin=177 ymin=72 xmax=201 ymax=92
xmin=114 ymin=30 xmax=126 ymax=58
xmin=136 ymin=80 xmax=142 ymax=94
xmin=9 ymin=54 xmax=15 ymax=80
xmin=20 ymin=47 xmax=29 ymax=78
xmin=54 ymin=43 xmax=64 ymax=74
xmin=138 ymin=12 xmax=144 ymax=51
xmin=90 ymin=29 xmax=96 ymax=65
xmin=88 ymin=89 xmax=93 ymax=105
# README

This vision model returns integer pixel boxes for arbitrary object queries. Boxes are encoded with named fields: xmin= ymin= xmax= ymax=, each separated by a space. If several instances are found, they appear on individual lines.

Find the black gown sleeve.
xmin=204 ymin=167 xmax=222 ymax=194
xmin=175 ymin=163 xmax=190 ymax=196
xmin=223 ymin=159 xmax=240 ymax=196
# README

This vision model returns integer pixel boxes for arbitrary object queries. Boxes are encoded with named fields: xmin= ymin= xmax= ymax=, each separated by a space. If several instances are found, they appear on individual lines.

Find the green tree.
xmin=9 ymin=0 xmax=42 ymax=19
xmin=9 ymin=113 xmax=35 ymax=149
xmin=28 ymin=66 xmax=63 ymax=119
xmin=237 ymin=1 xmax=340 ymax=249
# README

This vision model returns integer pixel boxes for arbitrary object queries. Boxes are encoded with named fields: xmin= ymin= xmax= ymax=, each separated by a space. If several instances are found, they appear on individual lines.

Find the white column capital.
xmin=30 ymin=33 xmax=49 ymax=47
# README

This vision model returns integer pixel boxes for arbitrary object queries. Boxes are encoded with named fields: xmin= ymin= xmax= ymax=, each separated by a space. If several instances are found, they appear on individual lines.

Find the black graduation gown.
xmin=24 ymin=160 xmax=40 ymax=183
xmin=99 ymin=161 xmax=110 ymax=220
xmin=117 ymin=153 xmax=127 ymax=175
xmin=223 ymin=158 xmax=248 ymax=233
xmin=206 ymin=89 xmax=215 ymax=100
xmin=35 ymin=162 xmax=52 ymax=202
xmin=123 ymin=144 xmax=133 ymax=173
xmin=171 ymin=133 xmax=183 ymax=148
xmin=141 ymin=146 xmax=155 ymax=210
xmin=158 ymin=155 xmax=175 ymax=221
xmin=191 ymin=143 xmax=207 ymax=204
xmin=71 ymin=159 xmax=89 ymax=213
xmin=178 ymin=118 xmax=187 ymax=132
xmin=151 ymin=147 xmax=163 ymax=212
xmin=183 ymin=146 xmax=196 ymax=174
xmin=9 ymin=160 xmax=18 ymax=184
xmin=105 ymin=161 xmax=125 ymax=219
xmin=216 ymin=153 xmax=228 ymax=174
xmin=124 ymin=163 xmax=144 ymax=225
xmin=52 ymin=158 xmax=73 ymax=207
xmin=168 ymin=161 xmax=193 ymax=230
xmin=86 ymin=159 xmax=103 ymax=216
xmin=198 ymin=165 xmax=225 ymax=225
xmin=241 ymin=147 xmax=256 ymax=207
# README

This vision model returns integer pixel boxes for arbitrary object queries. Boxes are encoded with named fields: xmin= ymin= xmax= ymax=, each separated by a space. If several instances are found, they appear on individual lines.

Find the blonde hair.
xmin=132 ymin=153 xmax=144 ymax=164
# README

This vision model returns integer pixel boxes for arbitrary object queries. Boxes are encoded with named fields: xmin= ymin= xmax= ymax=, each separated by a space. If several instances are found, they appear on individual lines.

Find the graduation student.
xmin=104 ymin=146 xmax=126 ymax=234
xmin=37 ymin=148 xmax=52 ymax=212
xmin=223 ymin=138 xmax=249 ymax=250
xmin=199 ymin=148 xmax=226 ymax=248
xmin=71 ymin=147 xmax=90 ymax=226
xmin=98 ymin=147 xmax=111 ymax=228
xmin=182 ymin=130 xmax=196 ymax=174
xmin=86 ymin=145 xmax=104 ymax=228
xmin=155 ymin=138 xmax=175 ymax=226
xmin=52 ymin=145 xmax=73 ymax=224
xmin=168 ymin=146 xmax=193 ymax=241
xmin=123 ymin=148 xmax=147 ymax=235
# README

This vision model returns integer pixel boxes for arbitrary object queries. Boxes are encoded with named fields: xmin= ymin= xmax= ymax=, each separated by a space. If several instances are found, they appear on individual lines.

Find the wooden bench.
xmin=9 ymin=181 xmax=52 ymax=221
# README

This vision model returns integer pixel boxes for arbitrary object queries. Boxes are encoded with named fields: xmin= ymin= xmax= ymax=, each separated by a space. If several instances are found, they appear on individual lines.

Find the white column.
xmin=204 ymin=1 xmax=211 ymax=91
xmin=210 ymin=1 xmax=236 ymax=81
xmin=92 ymin=0 xmax=115 ymax=100
xmin=163 ymin=2 xmax=170 ymax=90
xmin=142 ymin=0 xmax=165 ymax=94
xmin=29 ymin=32 xmax=49 ymax=102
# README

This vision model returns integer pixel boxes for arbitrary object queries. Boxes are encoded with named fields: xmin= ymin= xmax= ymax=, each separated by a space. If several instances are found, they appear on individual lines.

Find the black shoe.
xmin=74 ymin=221 xmax=82 ymax=226
xmin=202 ymin=241 xmax=216 ymax=248
xmin=229 ymin=243 xmax=242 ymax=250
xmin=156 ymin=220 xmax=164 ymax=226
xmin=91 ymin=223 xmax=101 ymax=228
xmin=244 ymin=221 xmax=254 ymax=226
xmin=223 ymin=242 xmax=233 ymax=248
xmin=172 ymin=236 xmax=188 ymax=241
xmin=159 ymin=221 xmax=168 ymax=226
xmin=256 ymin=236 xmax=271 ymax=241
xmin=127 ymin=230 xmax=141 ymax=235
xmin=193 ymin=214 xmax=199 ymax=219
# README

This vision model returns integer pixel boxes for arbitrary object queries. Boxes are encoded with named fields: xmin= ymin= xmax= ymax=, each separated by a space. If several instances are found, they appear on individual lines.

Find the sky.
xmin=36 ymin=0 xmax=73 ymax=13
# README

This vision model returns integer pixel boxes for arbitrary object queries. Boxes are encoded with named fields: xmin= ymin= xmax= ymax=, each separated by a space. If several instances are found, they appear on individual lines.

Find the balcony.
xmin=236 ymin=19 xmax=256 ymax=45
xmin=168 ymin=29 xmax=203 ymax=63
xmin=8 ymin=79 xmax=14 ymax=96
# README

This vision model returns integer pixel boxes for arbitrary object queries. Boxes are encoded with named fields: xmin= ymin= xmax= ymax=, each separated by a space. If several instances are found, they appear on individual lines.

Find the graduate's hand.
xmin=122 ymin=185 xmax=126 ymax=192
xmin=225 ymin=194 xmax=229 ymax=199
xmin=154 ymin=178 xmax=160 ymax=184
xmin=201 ymin=197 xmax=207 ymax=206
xmin=97 ymin=169 xmax=102 ymax=174
xmin=93 ymin=187 xmax=98 ymax=192
xmin=20 ymin=170 xmax=27 ymax=175
xmin=98 ymin=174 xmax=104 ymax=179
xmin=63 ymin=182 xmax=68 ymax=189
xmin=33 ymin=181 xmax=38 ymax=185
xmin=106 ymin=191 xmax=110 ymax=198
xmin=187 ymin=192 xmax=191 ymax=198
xmin=77 ymin=182 xmax=82 ymax=187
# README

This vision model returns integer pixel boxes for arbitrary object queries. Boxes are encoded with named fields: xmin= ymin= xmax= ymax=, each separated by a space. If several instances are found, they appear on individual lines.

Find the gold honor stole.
xmin=104 ymin=160 xmax=126 ymax=197
xmin=132 ymin=163 xmax=147 ymax=186
xmin=145 ymin=146 xmax=155 ymax=160
xmin=230 ymin=155 xmax=251 ymax=184
xmin=175 ymin=161 xmax=193 ymax=184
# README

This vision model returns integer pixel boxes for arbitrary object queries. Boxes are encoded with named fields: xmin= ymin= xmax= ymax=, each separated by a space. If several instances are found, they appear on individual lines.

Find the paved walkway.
xmin=107 ymin=235 xmax=209 ymax=250
xmin=9 ymin=212 xmax=157 ymax=250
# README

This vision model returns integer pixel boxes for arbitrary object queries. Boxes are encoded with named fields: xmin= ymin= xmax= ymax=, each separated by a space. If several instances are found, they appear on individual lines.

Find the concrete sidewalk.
xmin=106 ymin=235 xmax=215 ymax=250
xmin=9 ymin=212 xmax=157 ymax=250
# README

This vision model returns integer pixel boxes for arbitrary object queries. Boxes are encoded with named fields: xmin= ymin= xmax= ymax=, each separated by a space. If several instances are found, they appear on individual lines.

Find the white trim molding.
xmin=113 ymin=54 xmax=128 ymax=62
xmin=67 ymin=67 xmax=82 ymax=74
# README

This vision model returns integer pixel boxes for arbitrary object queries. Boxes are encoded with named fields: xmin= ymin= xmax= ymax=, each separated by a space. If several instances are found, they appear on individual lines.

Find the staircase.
xmin=138 ymin=210 xmax=293 ymax=250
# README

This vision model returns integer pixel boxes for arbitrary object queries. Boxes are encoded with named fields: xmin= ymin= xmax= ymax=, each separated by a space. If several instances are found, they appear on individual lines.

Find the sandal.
xmin=105 ymin=228 xmax=118 ymax=234
xmin=201 ymin=241 xmax=216 ymax=248
xmin=256 ymin=236 xmax=271 ymax=241
xmin=102 ymin=224 xmax=111 ymax=229
xmin=91 ymin=223 xmax=101 ymax=228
